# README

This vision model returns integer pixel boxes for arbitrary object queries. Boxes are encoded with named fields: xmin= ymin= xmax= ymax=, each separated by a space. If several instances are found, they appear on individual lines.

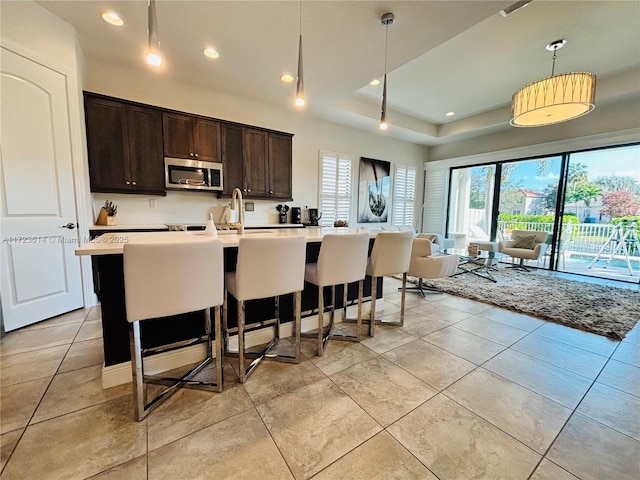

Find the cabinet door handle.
xmin=247 ymin=189 xmax=251 ymax=193
xmin=270 ymin=190 xmax=273 ymax=194
xmin=126 ymin=181 xmax=131 ymax=185
xmin=132 ymin=181 xmax=137 ymax=185
xmin=194 ymin=153 xmax=199 ymax=157
xmin=190 ymin=152 xmax=194 ymax=156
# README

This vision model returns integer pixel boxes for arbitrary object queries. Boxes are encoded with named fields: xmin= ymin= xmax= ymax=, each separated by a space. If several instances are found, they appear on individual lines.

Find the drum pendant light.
xmin=511 ymin=39 xmax=596 ymax=127
xmin=379 ymin=13 xmax=394 ymax=130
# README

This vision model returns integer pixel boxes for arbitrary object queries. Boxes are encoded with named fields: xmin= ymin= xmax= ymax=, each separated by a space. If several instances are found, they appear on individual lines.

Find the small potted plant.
xmin=276 ymin=204 xmax=289 ymax=224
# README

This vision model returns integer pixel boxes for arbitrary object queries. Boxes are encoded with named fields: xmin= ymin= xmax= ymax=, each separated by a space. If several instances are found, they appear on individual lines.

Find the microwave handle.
xmin=178 ymin=178 xmax=206 ymax=186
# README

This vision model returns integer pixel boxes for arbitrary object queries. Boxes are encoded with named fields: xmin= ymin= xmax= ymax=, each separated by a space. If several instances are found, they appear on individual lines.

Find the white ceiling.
xmin=37 ymin=0 xmax=640 ymax=146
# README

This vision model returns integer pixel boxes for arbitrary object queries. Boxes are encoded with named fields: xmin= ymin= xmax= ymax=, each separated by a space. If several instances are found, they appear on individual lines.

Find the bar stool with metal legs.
xmin=224 ymin=235 xmax=306 ymax=383
xmin=123 ymin=239 xmax=225 ymax=421
xmin=304 ymin=232 xmax=370 ymax=356
xmin=366 ymin=230 xmax=414 ymax=337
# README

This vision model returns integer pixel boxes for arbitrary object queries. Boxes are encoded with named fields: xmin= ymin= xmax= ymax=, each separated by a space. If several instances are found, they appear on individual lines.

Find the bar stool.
xmin=123 ymin=239 xmax=224 ymax=421
xmin=224 ymin=235 xmax=306 ymax=383
xmin=366 ymin=231 xmax=414 ymax=337
xmin=304 ymin=232 xmax=370 ymax=356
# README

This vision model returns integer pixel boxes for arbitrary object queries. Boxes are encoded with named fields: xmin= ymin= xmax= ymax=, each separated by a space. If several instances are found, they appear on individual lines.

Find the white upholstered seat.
xmin=416 ymin=232 xmax=454 ymax=250
xmin=123 ymin=239 xmax=224 ymax=421
xmin=304 ymin=232 xmax=370 ymax=356
xmin=224 ymin=235 xmax=306 ymax=383
xmin=498 ymin=229 xmax=549 ymax=271
xmin=407 ymin=238 xmax=460 ymax=295
xmin=366 ymin=231 xmax=414 ymax=336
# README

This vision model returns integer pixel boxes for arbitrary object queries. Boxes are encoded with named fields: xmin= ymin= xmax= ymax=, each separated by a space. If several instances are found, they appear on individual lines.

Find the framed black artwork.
xmin=358 ymin=157 xmax=391 ymax=223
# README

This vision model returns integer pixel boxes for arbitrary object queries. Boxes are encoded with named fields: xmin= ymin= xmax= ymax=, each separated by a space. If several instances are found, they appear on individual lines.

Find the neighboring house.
xmin=500 ymin=189 xmax=546 ymax=215
xmin=564 ymin=197 xmax=608 ymax=223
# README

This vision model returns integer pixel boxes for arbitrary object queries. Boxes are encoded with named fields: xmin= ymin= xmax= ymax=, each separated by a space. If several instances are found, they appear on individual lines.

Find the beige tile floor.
xmin=1 ymin=277 xmax=639 ymax=479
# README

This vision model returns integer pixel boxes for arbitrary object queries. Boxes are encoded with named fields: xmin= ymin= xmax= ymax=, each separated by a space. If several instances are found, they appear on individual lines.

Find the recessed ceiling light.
xmin=446 ymin=111 xmax=456 ymax=117
xmin=369 ymin=79 xmax=380 ymax=86
xmin=280 ymin=74 xmax=294 ymax=83
xmin=101 ymin=11 xmax=124 ymax=26
xmin=203 ymin=48 xmax=219 ymax=59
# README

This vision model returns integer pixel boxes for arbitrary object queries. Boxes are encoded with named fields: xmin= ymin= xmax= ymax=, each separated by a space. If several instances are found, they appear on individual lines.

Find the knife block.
xmin=96 ymin=207 xmax=117 ymax=226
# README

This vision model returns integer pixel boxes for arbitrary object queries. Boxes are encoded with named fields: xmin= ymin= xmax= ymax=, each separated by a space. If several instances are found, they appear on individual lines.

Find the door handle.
xmin=59 ymin=223 xmax=76 ymax=230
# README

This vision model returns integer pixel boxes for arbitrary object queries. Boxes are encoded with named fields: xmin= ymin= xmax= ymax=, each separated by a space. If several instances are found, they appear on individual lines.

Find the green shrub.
xmin=497 ymin=214 xmax=578 ymax=232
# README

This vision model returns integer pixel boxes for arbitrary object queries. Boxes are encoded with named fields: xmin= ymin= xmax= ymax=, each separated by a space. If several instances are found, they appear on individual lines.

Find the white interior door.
xmin=1 ymin=47 xmax=83 ymax=331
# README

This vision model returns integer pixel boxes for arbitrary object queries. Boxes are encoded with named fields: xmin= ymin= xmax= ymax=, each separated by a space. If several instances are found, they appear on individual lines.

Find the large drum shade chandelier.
xmin=511 ymin=40 xmax=596 ymax=127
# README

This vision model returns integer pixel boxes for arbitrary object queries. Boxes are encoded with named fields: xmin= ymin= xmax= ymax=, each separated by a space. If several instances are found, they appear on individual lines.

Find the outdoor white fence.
xmin=496 ymin=221 xmax=639 ymax=257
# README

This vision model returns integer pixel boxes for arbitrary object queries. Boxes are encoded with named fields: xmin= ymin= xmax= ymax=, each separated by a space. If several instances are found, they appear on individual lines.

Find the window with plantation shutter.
xmin=319 ymin=151 xmax=353 ymax=227
xmin=392 ymin=165 xmax=417 ymax=227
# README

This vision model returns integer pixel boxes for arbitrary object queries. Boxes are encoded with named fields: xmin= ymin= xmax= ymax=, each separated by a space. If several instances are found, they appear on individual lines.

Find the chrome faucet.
xmin=230 ymin=188 xmax=244 ymax=235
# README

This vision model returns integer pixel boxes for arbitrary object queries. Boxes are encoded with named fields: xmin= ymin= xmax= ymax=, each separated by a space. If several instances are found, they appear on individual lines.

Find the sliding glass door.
xmin=446 ymin=143 xmax=639 ymax=283
xmin=560 ymin=145 xmax=640 ymax=283
xmin=496 ymin=156 xmax=563 ymax=270
xmin=447 ymin=165 xmax=496 ymax=248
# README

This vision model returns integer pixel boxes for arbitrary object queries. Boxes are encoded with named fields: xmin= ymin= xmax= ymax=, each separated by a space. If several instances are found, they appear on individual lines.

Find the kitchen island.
xmin=76 ymin=228 xmax=382 ymax=385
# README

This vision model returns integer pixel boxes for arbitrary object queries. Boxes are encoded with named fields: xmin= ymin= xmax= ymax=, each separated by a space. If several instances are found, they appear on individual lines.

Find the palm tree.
xmin=565 ymin=163 xmax=599 ymax=217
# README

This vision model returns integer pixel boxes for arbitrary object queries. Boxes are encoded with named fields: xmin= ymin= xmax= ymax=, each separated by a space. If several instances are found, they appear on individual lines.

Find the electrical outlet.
xmin=149 ymin=199 xmax=156 ymax=208
xmin=245 ymin=202 xmax=254 ymax=212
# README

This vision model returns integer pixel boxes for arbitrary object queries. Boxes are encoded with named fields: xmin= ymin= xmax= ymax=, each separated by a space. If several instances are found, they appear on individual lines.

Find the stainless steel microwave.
xmin=164 ymin=158 xmax=223 ymax=192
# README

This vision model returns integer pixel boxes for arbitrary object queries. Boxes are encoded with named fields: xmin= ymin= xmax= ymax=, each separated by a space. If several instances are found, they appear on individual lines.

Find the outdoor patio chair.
xmin=498 ymin=229 xmax=549 ymax=272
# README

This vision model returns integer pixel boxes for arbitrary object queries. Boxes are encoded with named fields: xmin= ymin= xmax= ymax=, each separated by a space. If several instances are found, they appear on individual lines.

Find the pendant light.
xmin=379 ymin=13 xmax=394 ymax=130
xmin=294 ymin=0 xmax=305 ymax=107
xmin=146 ymin=0 xmax=162 ymax=67
xmin=511 ymin=39 xmax=596 ymax=127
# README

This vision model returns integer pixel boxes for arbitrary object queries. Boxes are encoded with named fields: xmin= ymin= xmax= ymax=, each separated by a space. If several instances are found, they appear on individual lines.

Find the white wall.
xmin=84 ymin=58 xmax=427 ymax=227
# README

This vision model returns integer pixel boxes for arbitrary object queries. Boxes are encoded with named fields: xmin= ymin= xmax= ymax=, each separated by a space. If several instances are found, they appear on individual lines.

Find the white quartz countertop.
xmin=76 ymin=227 xmax=365 ymax=256
xmin=90 ymin=223 xmax=304 ymax=231
xmin=90 ymin=224 xmax=169 ymax=231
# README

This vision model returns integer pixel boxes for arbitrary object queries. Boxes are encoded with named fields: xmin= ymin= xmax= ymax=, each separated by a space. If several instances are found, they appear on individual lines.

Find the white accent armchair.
xmin=416 ymin=232 xmax=454 ymax=250
xmin=407 ymin=237 xmax=460 ymax=296
xmin=498 ymin=229 xmax=549 ymax=272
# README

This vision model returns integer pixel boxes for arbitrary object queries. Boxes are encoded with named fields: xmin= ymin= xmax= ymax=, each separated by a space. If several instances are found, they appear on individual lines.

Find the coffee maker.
xmin=291 ymin=207 xmax=302 ymax=224
xmin=308 ymin=208 xmax=322 ymax=226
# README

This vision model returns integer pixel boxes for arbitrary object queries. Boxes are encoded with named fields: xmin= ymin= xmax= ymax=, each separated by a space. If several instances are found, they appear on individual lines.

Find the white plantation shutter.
xmin=392 ymin=165 xmax=417 ymax=226
xmin=319 ymin=151 xmax=353 ymax=227
xmin=423 ymin=168 xmax=447 ymax=233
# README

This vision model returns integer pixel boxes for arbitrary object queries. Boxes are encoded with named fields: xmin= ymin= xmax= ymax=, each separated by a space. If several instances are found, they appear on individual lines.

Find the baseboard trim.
xmin=101 ymin=300 xmax=382 ymax=388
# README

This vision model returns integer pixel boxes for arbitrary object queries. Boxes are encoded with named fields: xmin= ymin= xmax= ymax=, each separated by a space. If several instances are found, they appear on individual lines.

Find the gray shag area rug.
xmin=414 ymin=269 xmax=640 ymax=340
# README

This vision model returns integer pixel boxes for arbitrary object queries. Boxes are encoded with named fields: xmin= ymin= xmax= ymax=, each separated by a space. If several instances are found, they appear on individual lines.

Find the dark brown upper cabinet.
xmin=268 ymin=133 xmax=293 ymax=200
xmin=85 ymin=92 xmax=291 ymax=199
xmin=162 ymin=112 xmax=221 ymax=162
xmin=243 ymin=128 xmax=269 ymax=197
xmin=221 ymin=126 xmax=292 ymax=200
xmin=221 ymin=124 xmax=243 ymax=196
xmin=84 ymin=94 xmax=165 ymax=195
